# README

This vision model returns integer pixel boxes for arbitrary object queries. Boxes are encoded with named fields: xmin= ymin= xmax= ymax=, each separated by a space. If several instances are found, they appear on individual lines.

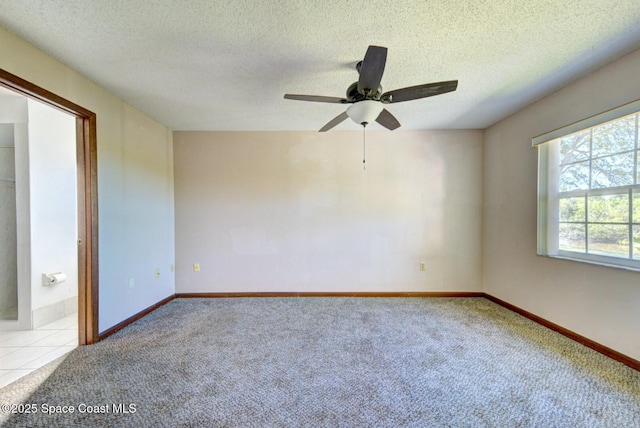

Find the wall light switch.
xmin=128 ymin=278 xmax=135 ymax=289
xmin=155 ymin=268 xmax=160 ymax=278
xmin=420 ymin=262 xmax=426 ymax=271
xmin=193 ymin=263 xmax=200 ymax=272
xmin=170 ymin=264 xmax=174 ymax=272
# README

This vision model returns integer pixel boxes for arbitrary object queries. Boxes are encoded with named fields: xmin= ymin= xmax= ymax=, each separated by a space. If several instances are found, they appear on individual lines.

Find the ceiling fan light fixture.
xmin=346 ymin=100 xmax=383 ymax=126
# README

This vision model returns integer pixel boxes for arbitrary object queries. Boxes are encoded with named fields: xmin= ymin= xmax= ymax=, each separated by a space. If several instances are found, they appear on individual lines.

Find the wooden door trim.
xmin=0 ymin=68 xmax=99 ymax=345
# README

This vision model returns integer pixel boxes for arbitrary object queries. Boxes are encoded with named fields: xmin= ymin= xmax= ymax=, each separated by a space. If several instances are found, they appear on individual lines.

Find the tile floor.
xmin=0 ymin=314 xmax=77 ymax=388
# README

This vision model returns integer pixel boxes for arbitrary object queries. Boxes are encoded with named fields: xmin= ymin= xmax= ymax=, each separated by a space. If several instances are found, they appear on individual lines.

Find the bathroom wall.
xmin=0 ymin=89 xmax=77 ymax=328
xmin=26 ymin=99 xmax=78 ymax=327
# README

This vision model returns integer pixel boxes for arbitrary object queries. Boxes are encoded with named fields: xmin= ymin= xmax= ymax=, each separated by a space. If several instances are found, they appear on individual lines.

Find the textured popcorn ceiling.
xmin=1 ymin=1 xmax=640 ymax=131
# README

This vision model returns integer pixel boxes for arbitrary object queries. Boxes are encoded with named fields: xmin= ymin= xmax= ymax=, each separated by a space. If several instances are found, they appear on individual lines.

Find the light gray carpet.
xmin=1 ymin=297 xmax=639 ymax=427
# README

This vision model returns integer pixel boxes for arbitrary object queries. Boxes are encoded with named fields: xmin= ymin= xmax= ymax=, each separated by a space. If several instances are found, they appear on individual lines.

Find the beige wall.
xmin=483 ymin=48 xmax=640 ymax=360
xmin=0 ymin=26 xmax=175 ymax=332
xmin=174 ymin=130 xmax=483 ymax=293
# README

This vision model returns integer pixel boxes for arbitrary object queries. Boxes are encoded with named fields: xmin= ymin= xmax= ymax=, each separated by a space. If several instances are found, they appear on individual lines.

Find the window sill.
xmin=537 ymin=252 xmax=640 ymax=272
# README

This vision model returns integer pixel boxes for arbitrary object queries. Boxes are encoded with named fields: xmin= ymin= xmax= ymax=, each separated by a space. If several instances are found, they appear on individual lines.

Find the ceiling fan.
xmin=284 ymin=45 xmax=458 ymax=132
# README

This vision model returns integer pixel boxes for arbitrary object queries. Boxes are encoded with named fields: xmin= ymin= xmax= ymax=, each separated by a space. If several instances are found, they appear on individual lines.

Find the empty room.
xmin=0 ymin=1 xmax=639 ymax=427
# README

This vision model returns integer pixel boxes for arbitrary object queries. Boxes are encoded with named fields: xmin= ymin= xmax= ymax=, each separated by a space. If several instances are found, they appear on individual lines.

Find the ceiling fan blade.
xmin=284 ymin=94 xmax=348 ymax=104
xmin=380 ymin=80 xmax=458 ymax=104
xmin=319 ymin=111 xmax=349 ymax=132
xmin=357 ymin=45 xmax=387 ymax=96
xmin=375 ymin=108 xmax=401 ymax=130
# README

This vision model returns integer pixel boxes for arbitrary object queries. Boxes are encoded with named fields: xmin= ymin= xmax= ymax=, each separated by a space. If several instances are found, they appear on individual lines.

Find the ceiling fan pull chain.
xmin=362 ymin=124 xmax=366 ymax=171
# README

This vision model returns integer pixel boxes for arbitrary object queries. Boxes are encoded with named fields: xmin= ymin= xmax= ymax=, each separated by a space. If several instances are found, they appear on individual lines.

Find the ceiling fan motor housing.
xmin=346 ymin=81 xmax=382 ymax=102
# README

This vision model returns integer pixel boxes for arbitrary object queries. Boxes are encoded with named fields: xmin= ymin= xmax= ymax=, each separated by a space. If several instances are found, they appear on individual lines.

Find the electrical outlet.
xmin=170 ymin=264 xmax=174 ymax=272
xmin=193 ymin=263 xmax=200 ymax=272
xmin=155 ymin=268 xmax=160 ymax=279
xmin=420 ymin=262 xmax=426 ymax=271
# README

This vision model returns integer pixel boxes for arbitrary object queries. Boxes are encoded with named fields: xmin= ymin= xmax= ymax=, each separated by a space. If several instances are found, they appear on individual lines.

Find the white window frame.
xmin=534 ymin=99 xmax=640 ymax=271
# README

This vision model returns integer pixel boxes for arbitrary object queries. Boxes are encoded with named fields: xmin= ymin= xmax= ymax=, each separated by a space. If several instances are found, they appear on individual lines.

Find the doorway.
xmin=0 ymin=68 xmax=98 ymax=346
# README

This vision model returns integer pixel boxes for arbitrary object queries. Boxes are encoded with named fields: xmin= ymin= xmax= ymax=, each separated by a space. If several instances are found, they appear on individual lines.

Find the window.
xmin=535 ymin=100 xmax=640 ymax=270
